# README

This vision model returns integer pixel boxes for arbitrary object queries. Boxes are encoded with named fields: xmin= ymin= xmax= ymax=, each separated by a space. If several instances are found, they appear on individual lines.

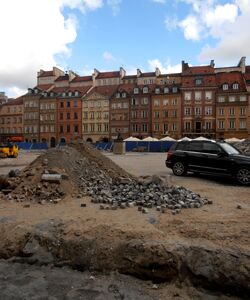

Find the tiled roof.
xmin=1 ymin=96 xmax=23 ymax=106
xmin=123 ymin=75 xmax=137 ymax=79
xmin=67 ymin=86 xmax=92 ymax=96
xmin=55 ymin=74 xmax=69 ymax=82
xmin=96 ymin=71 xmax=120 ymax=79
xmin=216 ymin=72 xmax=247 ymax=92
xmin=70 ymin=76 xmax=92 ymax=83
xmin=244 ymin=66 xmax=250 ymax=82
xmin=38 ymin=70 xmax=54 ymax=78
xmin=182 ymin=74 xmax=217 ymax=88
xmin=87 ymin=86 xmax=118 ymax=97
xmin=50 ymin=87 xmax=68 ymax=94
xmin=159 ymin=73 xmax=181 ymax=78
xmin=116 ymin=84 xmax=136 ymax=94
xmin=140 ymin=72 xmax=155 ymax=78
xmin=183 ymin=66 xmax=214 ymax=75
xmin=36 ymin=84 xmax=54 ymax=91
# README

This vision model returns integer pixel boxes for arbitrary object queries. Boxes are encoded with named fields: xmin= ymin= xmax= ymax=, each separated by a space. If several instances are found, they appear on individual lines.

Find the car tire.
xmin=172 ymin=161 xmax=187 ymax=176
xmin=236 ymin=168 xmax=250 ymax=185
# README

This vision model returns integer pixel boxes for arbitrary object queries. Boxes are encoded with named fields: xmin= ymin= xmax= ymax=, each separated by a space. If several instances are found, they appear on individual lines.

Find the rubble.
xmin=0 ymin=142 xmax=209 ymax=213
xmin=234 ymin=139 xmax=250 ymax=156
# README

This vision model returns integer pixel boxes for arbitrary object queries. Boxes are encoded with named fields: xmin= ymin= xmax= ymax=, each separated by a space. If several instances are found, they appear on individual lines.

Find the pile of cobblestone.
xmin=1 ymin=143 xmax=210 ymax=213
xmin=234 ymin=139 xmax=250 ymax=156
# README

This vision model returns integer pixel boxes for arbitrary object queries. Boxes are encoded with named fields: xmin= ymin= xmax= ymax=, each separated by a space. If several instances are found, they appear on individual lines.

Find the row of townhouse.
xmin=0 ymin=58 xmax=250 ymax=145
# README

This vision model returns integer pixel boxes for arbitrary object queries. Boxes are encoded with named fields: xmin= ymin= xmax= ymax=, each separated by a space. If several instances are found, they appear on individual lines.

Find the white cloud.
xmin=0 ymin=0 xmax=103 ymax=98
xmin=148 ymin=59 xmax=181 ymax=73
xmin=179 ymin=15 xmax=201 ymax=40
xmin=103 ymin=51 xmax=116 ymax=61
xmin=107 ymin=0 xmax=122 ymax=16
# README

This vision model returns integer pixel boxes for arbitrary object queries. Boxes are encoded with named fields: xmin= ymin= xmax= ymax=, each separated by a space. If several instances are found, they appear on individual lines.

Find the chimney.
xmin=120 ymin=67 xmax=126 ymax=79
xmin=155 ymin=67 xmax=161 ymax=77
xmin=210 ymin=60 xmax=215 ymax=68
xmin=238 ymin=57 xmax=246 ymax=73
xmin=137 ymin=68 xmax=142 ymax=77
xmin=182 ymin=60 xmax=189 ymax=72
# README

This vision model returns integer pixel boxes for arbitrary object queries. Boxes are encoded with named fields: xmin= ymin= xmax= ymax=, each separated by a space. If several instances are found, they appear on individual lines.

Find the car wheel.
xmin=236 ymin=168 xmax=250 ymax=185
xmin=172 ymin=161 xmax=187 ymax=176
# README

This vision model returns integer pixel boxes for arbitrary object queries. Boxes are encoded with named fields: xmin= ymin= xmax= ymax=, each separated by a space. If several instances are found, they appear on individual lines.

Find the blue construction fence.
xmin=92 ymin=141 xmax=175 ymax=152
xmin=15 ymin=142 xmax=48 ymax=150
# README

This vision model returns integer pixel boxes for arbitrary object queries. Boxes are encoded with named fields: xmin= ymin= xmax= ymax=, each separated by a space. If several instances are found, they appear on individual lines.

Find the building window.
xmin=83 ymin=124 xmax=88 ymax=132
xmin=74 ymin=100 xmax=78 ymax=107
xmin=184 ymin=122 xmax=191 ymax=131
xmin=60 ymin=113 xmax=63 ymax=120
xmin=154 ymin=123 xmax=160 ymax=131
xmin=163 ymin=123 xmax=168 ymax=133
xmin=240 ymin=95 xmax=247 ymax=102
xmin=195 ymin=107 xmax=202 ymax=115
xmin=104 ymin=124 xmax=109 ymax=132
xmin=155 ymin=88 xmax=160 ymax=94
xmin=172 ymin=87 xmax=178 ymax=93
xmin=163 ymin=99 xmax=169 ymax=106
xmin=74 ymin=125 xmax=78 ymax=133
xmin=184 ymin=92 xmax=191 ymax=101
xmin=184 ymin=107 xmax=192 ymax=116
xmin=240 ymin=107 xmax=246 ymax=116
xmin=218 ymin=96 xmax=225 ymax=102
xmin=229 ymin=120 xmax=235 ymax=129
xmin=205 ymin=91 xmax=212 ymax=100
xmin=154 ymin=99 xmax=160 ymax=106
xmin=132 ymin=124 xmax=138 ymax=132
xmin=131 ymin=98 xmax=138 ymax=105
xmin=122 ymin=92 xmax=126 ymax=98
xmin=116 ymin=93 xmax=120 ymax=98
xmin=142 ymin=97 xmax=148 ymax=105
xmin=90 ymin=124 xmax=95 ymax=132
xmin=172 ymin=123 xmax=177 ymax=131
xmin=218 ymin=120 xmax=224 ymax=129
xmin=205 ymin=122 xmax=212 ymax=130
xmin=142 ymin=124 xmax=148 ymax=132
xmin=154 ymin=111 xmax=160 ymax=118
xmin=143 ymin=87 xmax=148 ymax=94
xmin=67 ymin=125 xmax=70 ymax=133
xmin=232 ymin=83 xmax=239 ymax=90
xmin=195 ymin=78 xmax=202 ymax=85
xmin=222 ymin=83 xmax=228 ymax=90
xmin=239 ymin=120 xmax=246 ymax=129
xmin=83 ymin=112 xmax=88 ymax=119
xmin=75 ymin=91 xmax=79 ymax=97
xmin=68 ymin=92 xmax=72 ymax=97
xmin=219 ymin=108 xmax=224 ymax=116
xmin=164 ymin=87 xmax=169 ymax=94
xmin=97 ymin=124 xmax=102 ymax=132
xmin=60 ymin=102 xmax=64 ymax=108
xmin=141 ymin=111 xmax=148 ymax=118
xmin=60 ymin=125 xmax=63 ymax=133
xmin=163 ymin=110 xmax=168 ymax=118
xmin=74 ymin=112 xmax=78 ymax=119
xmin=90 ymin=112 xmax=94 ymax=119
xmin=195 ymin=91 xmax=202 ymax=101
xmin=67 ymin=101 xmax=70 ymax=108
xmin=229 ymin=108 xmax=235 ymax=115
xmin=172 ymin=99 xmax=177 ymax=105
xmin=134 ymin=88 xmax=139 ymax=94
xmin=229 ymin=96 xmax=236 ymax=102
xmin=173 ymin=110 xmax=177 ymax=117
xmin=131 ymin=111 xmax=137 ymax=119
xmin=67 ymin=113 xmax=70 ymax=119
xmin=205 ymin=107 xmax=212 ymax=115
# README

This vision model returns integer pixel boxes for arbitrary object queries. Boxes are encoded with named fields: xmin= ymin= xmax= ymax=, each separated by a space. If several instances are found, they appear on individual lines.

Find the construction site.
xmin=0 ymin=141 xmax=249 ymax=299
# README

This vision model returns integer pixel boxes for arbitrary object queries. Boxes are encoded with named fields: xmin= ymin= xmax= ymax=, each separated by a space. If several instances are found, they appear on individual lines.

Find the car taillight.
xmin=167 ymin=151 xmax=173 ymax=160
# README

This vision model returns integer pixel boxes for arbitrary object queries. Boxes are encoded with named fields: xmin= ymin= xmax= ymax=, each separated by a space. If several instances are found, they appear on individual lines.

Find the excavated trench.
xmin=0 ymin=220 xmax=249 ymax=299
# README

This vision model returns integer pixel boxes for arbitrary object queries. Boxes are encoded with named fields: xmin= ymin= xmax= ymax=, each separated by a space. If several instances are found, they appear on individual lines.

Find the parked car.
xmin=166 ymin=140 xmax=250 ymax=185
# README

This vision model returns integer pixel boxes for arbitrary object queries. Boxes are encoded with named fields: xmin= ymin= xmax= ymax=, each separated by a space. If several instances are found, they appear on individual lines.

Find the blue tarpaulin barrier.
xmin=16 ymin=142 xmax=48 ymax=150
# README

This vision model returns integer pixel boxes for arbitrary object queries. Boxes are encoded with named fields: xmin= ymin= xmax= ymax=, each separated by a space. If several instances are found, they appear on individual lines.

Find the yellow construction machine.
xmin=0 ymin=143 xmax=19 ymax=158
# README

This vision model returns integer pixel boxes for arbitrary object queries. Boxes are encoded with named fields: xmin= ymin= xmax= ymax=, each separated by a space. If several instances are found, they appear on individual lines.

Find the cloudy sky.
xmin=0 ymin=0 xmax=249 ymax=97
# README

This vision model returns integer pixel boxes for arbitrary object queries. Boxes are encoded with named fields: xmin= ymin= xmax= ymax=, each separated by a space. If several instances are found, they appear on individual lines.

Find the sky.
xmin=0 ymin=0 xmax=250 ymax=98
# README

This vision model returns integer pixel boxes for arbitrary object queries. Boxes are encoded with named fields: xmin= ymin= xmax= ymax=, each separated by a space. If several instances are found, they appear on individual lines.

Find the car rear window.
xmin=186 ymin=142 xmax=203 ymax=152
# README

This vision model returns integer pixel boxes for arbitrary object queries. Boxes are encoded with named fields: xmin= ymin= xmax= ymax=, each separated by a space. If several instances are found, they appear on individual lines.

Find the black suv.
xmin=166 ymin=140 xmax=250 ymax=185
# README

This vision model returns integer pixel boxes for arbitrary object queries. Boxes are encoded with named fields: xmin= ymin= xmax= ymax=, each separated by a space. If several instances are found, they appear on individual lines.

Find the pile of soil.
xmin=234 ymin=139 xmax=250 ymax=155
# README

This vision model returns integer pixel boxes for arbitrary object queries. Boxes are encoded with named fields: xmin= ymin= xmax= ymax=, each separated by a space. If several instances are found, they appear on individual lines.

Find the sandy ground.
xmin=0 ymin=150 xmax=249 ymax=299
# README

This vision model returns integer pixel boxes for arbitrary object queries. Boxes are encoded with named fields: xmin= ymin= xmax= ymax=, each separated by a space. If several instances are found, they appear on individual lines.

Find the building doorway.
xmin=50 ymin=137 xmax=56 ymax=148
xmin=195 ymin=122 xmax=201 ymax=133
xmin=60 ymin=138 xmax=66 ymax=145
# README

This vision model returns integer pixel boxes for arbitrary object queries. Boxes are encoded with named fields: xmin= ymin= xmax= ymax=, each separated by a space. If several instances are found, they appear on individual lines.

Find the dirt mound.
xmin=234 ymin=139 xmax=250 ymax=155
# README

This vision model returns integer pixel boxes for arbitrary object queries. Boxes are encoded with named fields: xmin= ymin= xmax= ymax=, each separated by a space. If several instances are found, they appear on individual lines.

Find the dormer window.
xmin=134 ymin=88 xmax=139 ymax=94
xmin=122 ymin=92 xmax=126 ymax=98
xmin=75 ymin=91 xmax=79 ymax=97
xmin=172 ymin=87 xmax=178 ymax=93
xmin=164 ymin=87 xmax=169 ymax=94
xmin=195 ymin=78 xmax=203 ymax=85
xmin=116 ymin=93 xmax=120 ymax=98
xmin=34 ymin=89 xmax=38 ymax=94
xmin=155 ymin=88 xmax=160 ymax=94
xmin=232 ymin=83 xmax=239 ymax=90
xmin=68 ymin=92 xmax=72 ymax=97
xmin=222 ymin=83 xmax=229 ymax=91
xmin=28 ymin=88 xmax=33 ymax=94
xmin=143 ymin=86 xmax=148 ymax=94
xmin=62 ymin=92 xmax=66 ymax=97
xmin=44 ymin=92 xmax=47 ymax=97
xmin=50 ymin=92 xmax=54 ymax=97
